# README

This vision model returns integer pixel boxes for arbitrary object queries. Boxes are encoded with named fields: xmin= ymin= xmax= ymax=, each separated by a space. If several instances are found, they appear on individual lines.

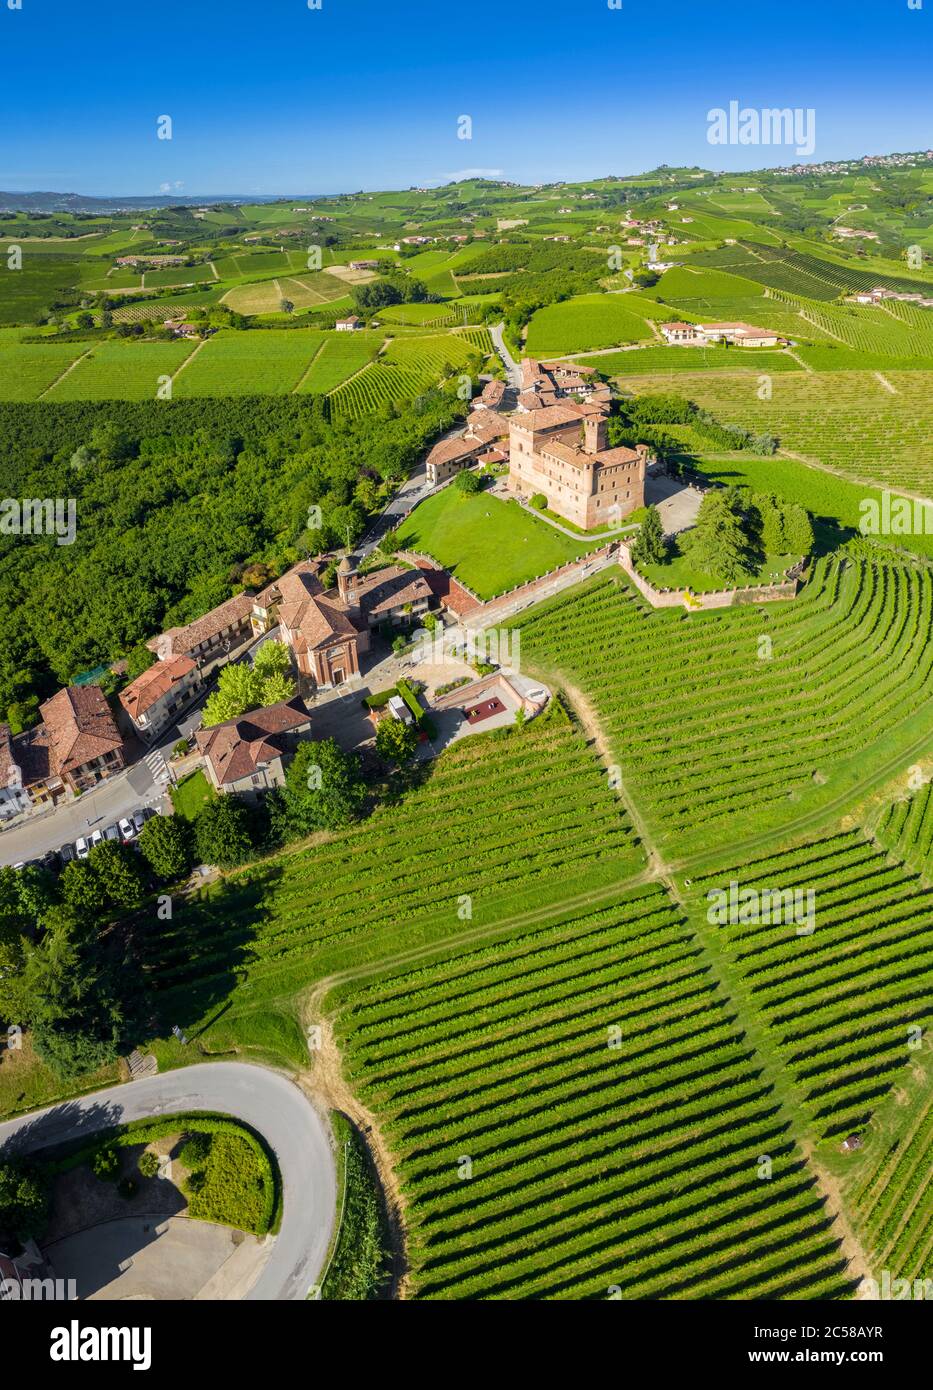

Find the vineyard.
xmin=145 ymin=711 xmax=646 ymax=1035
xmin=617 ymin=368 xmax=933 ymax=493
xmin=686 ymin=832 xmax=933 ymax=1140
xmin=515 ymin=558 xmax=933 ymax=857
xmin=330 ymin=884 xmax=852 ymax=1300
xmin=765 ymin=288 xmax=933 ymax=359
xmin=687 ymin=241 xmax=933 ymax=301
xmin=328 ymin=328 xmax=492 ymax=420
xmin=0 ymin=340 xmax=88 ymax=400
xmin=844 ymin=1092 xmax=932 ymax=1285
xmin=43 ymin=339 xmax=197 ymax=400
xmin=170 ymin=328 xmax=328 ymax=396
xmin=876 ymin=783 xmax=933 ymax=880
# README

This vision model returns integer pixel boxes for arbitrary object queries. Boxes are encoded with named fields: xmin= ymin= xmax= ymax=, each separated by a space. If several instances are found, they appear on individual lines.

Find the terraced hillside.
xmin=331 ymin=885 xmax=853 ymax=1300
xmin=875 ymin=783 xmax=933 ymax=879
xmin=514 ymin=559 xmax=933 ymax=857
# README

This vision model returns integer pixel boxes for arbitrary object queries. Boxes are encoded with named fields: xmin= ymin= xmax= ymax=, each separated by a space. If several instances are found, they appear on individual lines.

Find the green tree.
xmin=60 ymin=858 xmax=109 ymax=914
xmin=375 ymin=716 xmax=418 ymax=764
xmin=454 ymin=469 xmax=481 ymax=494
xmin=138 ymin=814 xmax=193 ymax=881
xmin=782 ymin=503 xmax=815 ymax=557
xmin=0 ymin=1161 xmax=50 ymax=1243
xmin=194 ymin=795 xmax=255 ymax=868
xmin=85 ymin=841 xmax=146 ymax=910
xmin=126 ymin=644 xmax=156 ymax=682
xmin=682 ymin=490 xmax=755 ymax=585
xmin=21 ymin=906 xmax=124 ymax=1078
xmin=202 ymin=662 xmax=259 ymax=727
xmin=631 ymin=505 xmax=666 ymax=565
xmin=281 ymin=739 xmax=366 ymax=835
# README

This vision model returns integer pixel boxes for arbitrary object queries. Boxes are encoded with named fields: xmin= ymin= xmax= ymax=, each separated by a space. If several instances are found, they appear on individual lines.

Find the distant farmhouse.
xmin=659 ymin=321 xmax=787 ymax=347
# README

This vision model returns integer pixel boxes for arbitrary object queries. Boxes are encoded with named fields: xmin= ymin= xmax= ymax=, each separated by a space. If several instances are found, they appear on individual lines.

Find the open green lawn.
xmin=639 ymin=541 xmax=797 ymax=593
xmin=171 ymin=768 xmax=215 ymax=820
xmin=395 ymin=486 xmax=600 ymax=597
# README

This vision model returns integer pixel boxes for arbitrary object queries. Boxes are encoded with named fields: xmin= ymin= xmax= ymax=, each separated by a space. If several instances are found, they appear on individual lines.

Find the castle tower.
xmin=583 ymin=416 xmax=608 ymax=454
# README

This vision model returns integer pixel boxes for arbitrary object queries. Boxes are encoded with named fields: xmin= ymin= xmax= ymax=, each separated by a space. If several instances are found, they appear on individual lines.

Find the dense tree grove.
xmin=0 ymin=390 xmax=465 ymax=725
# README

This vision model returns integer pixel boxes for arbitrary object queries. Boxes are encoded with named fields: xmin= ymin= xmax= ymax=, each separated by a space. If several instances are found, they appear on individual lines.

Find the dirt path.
xmin=298 ymin=988 xmax=411 ymax=1298
xmin=802 ymin=1142 xmax=872 ymax=1290
xmin=874 ymin=371 xmax=897 ymax=395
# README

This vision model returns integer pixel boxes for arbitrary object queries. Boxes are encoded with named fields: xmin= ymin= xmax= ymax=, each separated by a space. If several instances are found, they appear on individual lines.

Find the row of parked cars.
xmin=17 ymin=808 xmax=157 ymax=872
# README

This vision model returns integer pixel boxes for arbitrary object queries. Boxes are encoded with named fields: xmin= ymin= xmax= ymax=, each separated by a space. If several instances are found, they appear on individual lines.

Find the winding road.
xmin=0 ymin=1062 xmax=337 ymax=1301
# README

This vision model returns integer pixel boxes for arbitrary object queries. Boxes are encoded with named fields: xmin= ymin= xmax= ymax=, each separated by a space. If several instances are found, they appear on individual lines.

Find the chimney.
xmin=583 ymin=416 xmax=608 ymax=454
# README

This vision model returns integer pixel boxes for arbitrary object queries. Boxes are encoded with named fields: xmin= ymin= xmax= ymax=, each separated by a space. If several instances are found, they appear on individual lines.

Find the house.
xmin=335 ymin=315 xmax=362 ymax=331
xmin=516 ymin=358 xmax=610 ymax=411
xmin=477 ymin=378 xmax=506 ymax=410
xmin=695 ymin=322 xmax=786 ymax=347
xmin=0 ymin=724 xmax=30 ymax=820
xmin=423 ymin=412 xmax=510 ymax=485
xmin=660 ymin=322 xmax=701 ymax=345
xmin=8 ymin=723 xmax=61 ymax=808
xmin=118 ymin=655 xmax=203 ymax=743
xmin=39 ymin=685 xmax=125 ymax=795
xmin=509 ymin=386 xmax=648 ymax=531
xmin=196 ymin=697 xmax=312 ymax=798
xmin=349 ymin=259 xmax=379 ymax=270
xmin=147 ymin=593 xmax=255 ymax=675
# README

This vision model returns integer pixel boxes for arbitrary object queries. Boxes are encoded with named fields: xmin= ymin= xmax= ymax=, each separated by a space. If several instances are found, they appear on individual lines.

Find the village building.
xmin=335 ymin=315 xmax=363 ymax=331
xmin=477 ymin=378 xmax=506 ymax=410
xmin=695 ymin=321 xmax=786 ymax=347
xmin=38 ymin=685 xmax=125 ymax=795
xmin=424 ymin=412 xmax=510 ymax=485
xmin=660 ymin=322 xmax=702 ymax=344
xmin=349 ymin=259 xmax=379 ymax=270
xmin=118 ymin=655 xmax=203 ymax=743
xmin=0 ymin=724 xmax=31 ymax=820
xmin=147 ymin=593 xmax=254 ymax=676
xmin=196 ymin=697 xmax=312 ymax=798
xmin=251 ymin=557 xmax=434 ymax=691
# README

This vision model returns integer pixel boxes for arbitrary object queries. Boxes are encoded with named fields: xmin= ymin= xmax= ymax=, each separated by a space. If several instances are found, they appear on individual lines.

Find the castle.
xmin=508 ymin=360 xmax=648 ymax=530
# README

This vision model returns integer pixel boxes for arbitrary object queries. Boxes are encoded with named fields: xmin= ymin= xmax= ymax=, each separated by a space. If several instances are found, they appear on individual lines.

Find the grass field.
xmin=395 ymin=487 xmax=598 ymax=597
xmin=0 ymin=341 xmax=90 ymax=400
xmin=171 ymin=329 xmax=327 ymax=396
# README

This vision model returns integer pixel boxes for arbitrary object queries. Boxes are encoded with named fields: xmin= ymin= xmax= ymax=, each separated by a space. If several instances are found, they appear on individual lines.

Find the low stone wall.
xmin=617 ymin=541 xmax=799 ymax=611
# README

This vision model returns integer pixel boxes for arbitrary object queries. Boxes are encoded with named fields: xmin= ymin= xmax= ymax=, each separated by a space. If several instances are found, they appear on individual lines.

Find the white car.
xmin=89 ymin=830 xmax=104 ymax=850
xmin=75 ymin=837 xmax=90 ymax=859
xmin=118 ymin=817 xmax=137 ymax=842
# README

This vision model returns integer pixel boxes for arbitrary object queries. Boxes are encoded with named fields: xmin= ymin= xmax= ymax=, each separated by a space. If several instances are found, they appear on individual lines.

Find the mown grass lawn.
xmin=395 ymin=486 xmax=601 ymax=597
xmin=639 ymin=539 xmax=797 ymax=593
xmin=171 ymin=768 xmax=215 ymax=820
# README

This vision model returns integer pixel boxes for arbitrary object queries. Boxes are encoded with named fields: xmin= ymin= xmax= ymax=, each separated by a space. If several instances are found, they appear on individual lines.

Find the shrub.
xmin=530 ymin=493 xmax=547 ymax=510
xmin=137 ymin=1150 xmax=160 ymax=1179
xmin=179 ymin=1132 xmax=212 ymax=1169
xmin=93 ymin=1146 xmax=120 ymax=1182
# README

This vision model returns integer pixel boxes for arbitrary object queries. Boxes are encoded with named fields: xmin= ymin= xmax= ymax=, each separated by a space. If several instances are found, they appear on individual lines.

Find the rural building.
xmin=694 ymin=321 xmax=786 ymax=346
xmin=517 ymin=359 xmax=611 ymax=411
xmin=349 ymin=259 xmax=379 ymax=270
xmin=196 ymin=697 xmax=312 ymax=798
xmin=424 ymin=413 xmax=509 ymax=485
xmin=509 ymin=389 xmax=649 ymax=531
xmin=660 ymin=322 xmax=702 ymax=344
xmin=335 ymin=315 xmax=363 ymax=331
xmin=147 ymin=593 xmax=255 ymax=675
xmin=118 ymin=655 xmax=203 ymax=743
xmin=39 ymin=685 xmax=125 ymax=795
xmin=477 ymin=378 xmax=506 ymax=410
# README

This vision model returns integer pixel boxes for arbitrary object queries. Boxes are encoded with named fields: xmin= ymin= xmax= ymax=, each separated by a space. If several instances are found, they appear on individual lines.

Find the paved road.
xmin=489 ymin=321 xmax=521 ymax=387
xmin=0 ymin=1062 xmax=337 ymax=1302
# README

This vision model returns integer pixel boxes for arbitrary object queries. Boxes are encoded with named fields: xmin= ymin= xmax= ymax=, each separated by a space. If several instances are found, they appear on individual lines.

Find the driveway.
xmin=645 ymin=473 xmax=704 ymax=536
xmin=489 ymin=321 xmax=521 ymax=387
xmin=0 ymin=1062 xmax=337 ymax=1302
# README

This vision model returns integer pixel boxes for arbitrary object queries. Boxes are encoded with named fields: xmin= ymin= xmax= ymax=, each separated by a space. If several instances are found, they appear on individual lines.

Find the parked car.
xmin=75 ymin=837 xmax=90 ymax=859
xmin=131 ymin=810 xmax=149 ymax=835
xmin=58 ymin=843 xmax=76 ymax=866
xmin=118 ymin=817 xmax=137 ymax=842
xmin=89 ymin=829 xmax=104 ymax=850
xmin=103 ymin=824 xmax=121 ymax=842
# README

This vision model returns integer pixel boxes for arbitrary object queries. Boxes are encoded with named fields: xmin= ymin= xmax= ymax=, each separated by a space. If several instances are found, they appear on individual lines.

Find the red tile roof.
xmin=195 ymin=697 xmax=311 ymax=786
xmin=119 ymin=655 xmax=197 ymax=721
xmin=40 ymin=685 xmax=123 ymax=775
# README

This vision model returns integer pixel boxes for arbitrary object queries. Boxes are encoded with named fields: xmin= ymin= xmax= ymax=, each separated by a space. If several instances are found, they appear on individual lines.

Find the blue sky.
xmin=1 ymin=0 xmax=930 ymax=194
